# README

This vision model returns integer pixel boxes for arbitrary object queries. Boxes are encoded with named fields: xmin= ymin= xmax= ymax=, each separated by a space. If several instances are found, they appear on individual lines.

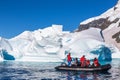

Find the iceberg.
xmin=0 ymin=25 xmax=120 ymax=62
xmin=90 ymin=45 xmax=112 ymax=61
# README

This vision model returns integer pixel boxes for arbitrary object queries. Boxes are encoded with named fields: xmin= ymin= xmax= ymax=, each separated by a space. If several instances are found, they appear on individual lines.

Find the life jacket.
xmin=94 ymin=59 xmax=99 ymax=67
xmin=67 ymin=54 xmax=71 ymax=61
xmin=80 ymin=56 xmax=86 ymax=62
xmin=80 ymin=56 xmax=86 ymax=67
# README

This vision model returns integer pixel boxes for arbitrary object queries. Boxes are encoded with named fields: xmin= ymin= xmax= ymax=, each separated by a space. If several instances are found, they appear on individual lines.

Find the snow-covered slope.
xmin=78 ymin=0 xmax=120 ymax=52
xmin=0 ymin=24 xmax=115 ymax=62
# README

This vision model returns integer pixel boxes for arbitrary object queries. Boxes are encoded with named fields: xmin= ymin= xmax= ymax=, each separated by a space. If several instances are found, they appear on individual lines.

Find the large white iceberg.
xmin=0 ymin=25 xmax=120 ymax=62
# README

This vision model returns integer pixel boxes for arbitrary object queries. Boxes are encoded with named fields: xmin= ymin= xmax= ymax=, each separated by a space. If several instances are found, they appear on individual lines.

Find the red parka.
xmin=67 ymin=53 xmax=71 ymax=61
xmin=80 ymin=55 xmax=86 ymax=67
xmin=94 ymin=58 xmax=99 ymax=67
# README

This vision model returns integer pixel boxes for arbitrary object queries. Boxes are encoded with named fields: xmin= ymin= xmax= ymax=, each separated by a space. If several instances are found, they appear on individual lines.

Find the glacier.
xmin=0 ymin=25 xmax=120 ymax=62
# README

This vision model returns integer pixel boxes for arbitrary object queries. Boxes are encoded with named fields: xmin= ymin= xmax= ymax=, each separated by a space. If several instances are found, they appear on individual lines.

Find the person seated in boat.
xmin=67 ymin=53 xmax=72 ymax=66
xmin=71 ymin=58 xmax=79 ymax=67
xmin=86 ymin=59 xmax=90 ymax=67
xmin=75 ymin=58 xmax=80 ymax=66
xmin=80 ymin=55 xmax=86 ymax=67
xmin=93 ymin=57 xmax=100 ymax=67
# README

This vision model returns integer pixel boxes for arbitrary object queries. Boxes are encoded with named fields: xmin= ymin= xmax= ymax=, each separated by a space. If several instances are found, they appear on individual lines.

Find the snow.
xmin=80 ymin=16 xmax=101 ymax=25
xmin=103 ymin=22 xmax=120 ymax=53
xmin=0 ymin=37 xmax=13 ymax=51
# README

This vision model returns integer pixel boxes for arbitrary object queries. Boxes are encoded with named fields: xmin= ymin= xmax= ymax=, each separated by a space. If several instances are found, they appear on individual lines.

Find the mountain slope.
xmin=77 ymin=0 xmax=120 ymax=50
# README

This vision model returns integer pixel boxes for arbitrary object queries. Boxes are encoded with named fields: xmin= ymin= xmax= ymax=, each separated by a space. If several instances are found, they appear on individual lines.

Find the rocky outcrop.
xmin=112 ymin=31 xmax=120 ymax=43
xmin=77 ymin=18 xmax=119 ymax=31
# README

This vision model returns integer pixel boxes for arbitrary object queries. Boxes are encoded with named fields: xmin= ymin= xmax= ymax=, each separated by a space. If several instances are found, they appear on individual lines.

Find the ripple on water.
xmin=0 ymin=59 xmax=120 ymax=80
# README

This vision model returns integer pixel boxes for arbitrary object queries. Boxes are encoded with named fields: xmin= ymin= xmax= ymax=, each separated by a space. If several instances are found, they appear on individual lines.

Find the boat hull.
xmin=55 ymin=64 xmax=111 ymax=72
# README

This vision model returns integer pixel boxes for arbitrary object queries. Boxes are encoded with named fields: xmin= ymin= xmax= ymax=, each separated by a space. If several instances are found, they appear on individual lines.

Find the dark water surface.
xmin=0 ymin=59 xmax=120 ymax=80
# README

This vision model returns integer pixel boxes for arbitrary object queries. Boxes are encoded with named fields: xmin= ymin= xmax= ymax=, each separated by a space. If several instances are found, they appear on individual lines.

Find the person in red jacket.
xmin=93 ymin=57 xmax=100 ymax=67
xmin=67 ymin=53 xmax=72 ymax=66
xmin=80 ymin=55 xmax=86 ymax=67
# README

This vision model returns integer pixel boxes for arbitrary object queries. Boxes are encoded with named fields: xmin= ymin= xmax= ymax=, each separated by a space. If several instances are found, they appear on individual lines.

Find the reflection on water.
xmin=0 ymin=59 xmax=120 ymax=80
xmin=65 ymin=71 xmax=98 ymax=80
xmin=55 ymin=71 xmax=111 ymax=80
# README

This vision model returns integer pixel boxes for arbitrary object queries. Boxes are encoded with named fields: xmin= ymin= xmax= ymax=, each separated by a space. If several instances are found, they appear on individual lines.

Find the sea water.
xmin=0 ymin=59 xmax=120 ymax=80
